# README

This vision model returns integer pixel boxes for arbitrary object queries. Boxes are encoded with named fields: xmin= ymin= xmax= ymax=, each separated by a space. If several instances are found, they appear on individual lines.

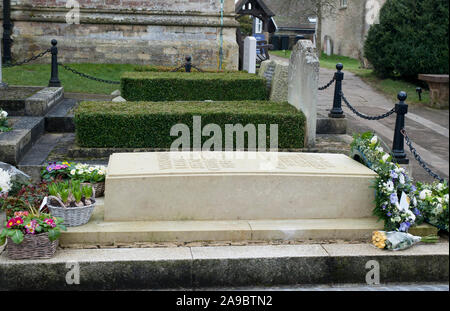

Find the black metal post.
xmin=416 ymin=87 xmax=422 ymax=101
xmin=2 ymin=0 xmax=13 ymax=63
xmin=48 ymin=39 xmax=61 ymax=87
xmin=184 ymin=56 xmax=192 ymax=72
xmin=329 ymin=63 xmax=345 ymax=118
xmin=392 ymin=91 xmax=409 ymax=164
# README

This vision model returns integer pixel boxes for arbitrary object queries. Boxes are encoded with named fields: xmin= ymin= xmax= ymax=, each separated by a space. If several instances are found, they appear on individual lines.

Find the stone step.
xmin=1 ymin=243 xmax=448 ymax=290
xmin=45 ymin=98 xmax=78 ymax=133
xmin=60 ymin=201 xmax=438 ymax=246
xmin=0 ymin=116 xmax=45 ymax=165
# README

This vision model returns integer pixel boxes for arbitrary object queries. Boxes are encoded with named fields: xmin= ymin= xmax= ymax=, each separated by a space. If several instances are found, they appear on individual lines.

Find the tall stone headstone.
xmin=288 ymin=40 xmax=319 ymax=147
xmin=243 ymin=37 xmax=257 ymax=74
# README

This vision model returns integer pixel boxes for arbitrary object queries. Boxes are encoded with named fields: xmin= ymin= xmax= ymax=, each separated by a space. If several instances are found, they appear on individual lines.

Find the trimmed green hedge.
xmin=74 ymin=101 xmax=306 ymax=149
xmin=121 ymin=72 xmax=268 ymax=101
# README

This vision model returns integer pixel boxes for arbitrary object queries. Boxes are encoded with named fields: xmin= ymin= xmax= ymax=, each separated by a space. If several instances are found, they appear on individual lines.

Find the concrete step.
xmin=60 ymin=199 xmax=438 ymax=246
xmin=1 ymin=243 xmax=448 ymax=290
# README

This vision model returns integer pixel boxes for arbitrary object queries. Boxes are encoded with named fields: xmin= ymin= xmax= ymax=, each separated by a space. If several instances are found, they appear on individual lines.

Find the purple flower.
xmin=382 ymin=205 xmax=387 ymax=210
xmin=387 ymin=212 xmax=392 ymax=217
xmin=390 ymin=170 xmax=398 ymax=179
xmin=399 ymin=222 xmax=411 ymax=232
xmin=390 ymin=193 xmax=398 ymax=204
xmin=411 ymin=185 xmax=417 ymax=192
xmin=413 ymin=208 xmax=421 ymax=216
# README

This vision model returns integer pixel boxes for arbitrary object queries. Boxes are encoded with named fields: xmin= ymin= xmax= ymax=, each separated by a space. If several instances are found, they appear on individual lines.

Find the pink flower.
xmin=25 ymin=220 xmax=38 ymax=235
xmin=44 ymin=218 xmax=56 ymax=228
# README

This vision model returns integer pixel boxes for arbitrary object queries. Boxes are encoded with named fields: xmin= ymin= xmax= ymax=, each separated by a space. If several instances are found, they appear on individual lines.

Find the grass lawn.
xmin=271 ymin=51 xmax=429 ymax=105
xmin=2 ymin=63 xmax=136 ymax=94
xmin=2 ymin=55 xmax=430 ymax=104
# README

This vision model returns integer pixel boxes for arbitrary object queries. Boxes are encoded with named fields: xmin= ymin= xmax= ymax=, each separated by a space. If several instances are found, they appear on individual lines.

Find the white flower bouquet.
xmin=0 ymin=168 xmax=12 ymax=194
xmin=372 ymin=231 xmax=439 ymax=251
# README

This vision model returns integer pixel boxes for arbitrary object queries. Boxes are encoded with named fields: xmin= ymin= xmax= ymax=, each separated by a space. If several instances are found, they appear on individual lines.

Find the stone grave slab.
xmin=104 ymin=152 xmax=377 ymax=221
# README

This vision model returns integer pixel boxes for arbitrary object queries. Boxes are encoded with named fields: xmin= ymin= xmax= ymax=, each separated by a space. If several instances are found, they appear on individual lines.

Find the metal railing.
xmin=319 ymin=63 xmax=446 ymax=182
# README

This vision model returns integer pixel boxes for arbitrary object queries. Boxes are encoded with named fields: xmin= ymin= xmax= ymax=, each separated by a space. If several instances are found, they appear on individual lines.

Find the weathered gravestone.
xmin=258 ymin=60 xmax=276 ymax=92
xmin=258 ymin=60 xmax=289 ymax=102
xmin=288 ymin=40 xmax=319 ymax=147
xmin=270 ymin=61 xmax=289 ymax=102
xmin=104 ymin=151 xmax=377 ymax=222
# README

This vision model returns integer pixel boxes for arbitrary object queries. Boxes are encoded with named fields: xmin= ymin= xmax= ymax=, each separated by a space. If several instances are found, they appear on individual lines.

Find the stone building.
xmin=0 ymin=0 xmax=239 ymax=70
xmin=236 ymin=0 xmax=316 ymax=49
xmin=321 ymin=0 xmax=386 ymax=61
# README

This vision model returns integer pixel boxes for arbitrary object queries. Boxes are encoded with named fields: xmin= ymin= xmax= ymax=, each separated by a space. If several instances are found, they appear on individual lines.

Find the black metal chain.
xmin=318 ymin=75 xmax=335 ymax=91
xmin=1 ymin=49 xmax=51 ymax=68
xmin=171 ymin=65 xmax=204 ymax=72
xmin=401 ymin=129 xmax=446 ymax=183
xmin=58 ymin=63 xmax=120 ymax=85
xmin=341 ymin=91 xmax=396 ymax=120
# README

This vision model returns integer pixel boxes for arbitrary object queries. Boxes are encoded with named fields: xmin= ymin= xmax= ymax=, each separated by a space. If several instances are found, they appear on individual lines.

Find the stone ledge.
xmin=25 ymin=87 xmax=64 ymax=116
xmin=1 ymin=243 xmax=447 ymax=290
xmin=0 ymin=117 xmax=45 ymax=165
xmin=59 ymin=202 xmax=438 ymax=246
xmin=316 ymin=117 xmax=347 ymax=134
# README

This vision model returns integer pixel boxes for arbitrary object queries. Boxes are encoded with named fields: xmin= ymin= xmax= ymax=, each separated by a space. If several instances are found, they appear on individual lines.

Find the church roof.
xmin=236 ymin=0 xmax=316 ymax=31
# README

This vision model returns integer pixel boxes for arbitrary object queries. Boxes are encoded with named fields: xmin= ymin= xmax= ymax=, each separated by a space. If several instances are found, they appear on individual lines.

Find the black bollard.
xmin=184 ymin=56 xmax=192 ymax=73
xmin=48 ymin=39 xmax=61 ymax=87
xmin=329 ymin=63 xmax=345 ymax=118
xmin=392 ymin=91 xmax=409 ymax=164
xmin=416 ymin=87 xmax=422 ymax=101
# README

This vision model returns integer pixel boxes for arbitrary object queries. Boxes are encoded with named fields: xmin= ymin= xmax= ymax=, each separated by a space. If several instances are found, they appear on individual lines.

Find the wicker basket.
xmin=6 ymin=233 xmax=58 ymax=260
xmin=47 ymin=192 xmax=96 ymax=227
xmin=0 ymin=239 xmax=6 ymax=255
xmin=82 ymin=182 xmax=105 ymax=198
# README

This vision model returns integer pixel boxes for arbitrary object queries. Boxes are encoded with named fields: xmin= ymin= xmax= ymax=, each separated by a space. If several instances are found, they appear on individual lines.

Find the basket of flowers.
xmin=0 ymin=208 xmax=66 ymax=260
xmin=47 ymin=180 xmax=96 ymax=227
xmin=41 ymin=162 xmax=107 ymax=198
xmin=70 ymin=164 xmax=106 ymax=198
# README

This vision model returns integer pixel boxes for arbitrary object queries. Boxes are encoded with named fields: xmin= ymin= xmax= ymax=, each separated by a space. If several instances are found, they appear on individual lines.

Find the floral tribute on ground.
xmin=351 ymin=132 xmax=448 ymax=232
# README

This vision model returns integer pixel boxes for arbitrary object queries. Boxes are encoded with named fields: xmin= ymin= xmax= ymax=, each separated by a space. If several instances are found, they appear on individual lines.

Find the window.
xmin=254 ymin=17 xmax=263 ymax=34
xmin=340 ymin=0 xmax=348 ymax=8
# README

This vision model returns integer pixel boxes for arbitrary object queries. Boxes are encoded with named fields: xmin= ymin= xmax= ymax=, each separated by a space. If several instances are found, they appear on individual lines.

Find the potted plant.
xmin=0 ymin=207 xmax=66 ymax=260
xmin=41 ymin=161 xmax=72 ymax=182
xmin=41 ymin=162 xmax=107 ymax=197
xmin=1 ymin=182 xmax=49 ymax=218
xmin=69 ymin=163 xmax=106 ymax=197
xmin=47 ymin=180 xmax=96 ymax=227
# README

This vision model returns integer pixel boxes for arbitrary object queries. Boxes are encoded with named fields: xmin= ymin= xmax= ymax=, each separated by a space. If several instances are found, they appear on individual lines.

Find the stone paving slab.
xmin=1 ymin=243 xmax=447 ymax=290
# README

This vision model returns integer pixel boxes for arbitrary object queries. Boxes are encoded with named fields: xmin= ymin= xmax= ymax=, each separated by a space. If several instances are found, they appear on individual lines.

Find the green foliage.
xmin=364 ymin=0 xmax=449 ymax=79
xmin=74 ymin=101 xmax=306 ymax=149
xmin=237 ymin=15 xmax=253 ymax=36
xmin=121 ymin=72 xmax=268 ymax=101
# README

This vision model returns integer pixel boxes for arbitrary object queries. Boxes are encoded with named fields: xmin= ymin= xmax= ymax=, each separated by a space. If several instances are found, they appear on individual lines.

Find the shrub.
xmin=74 ymin=101 xmax=306 ymax=149
xmin=121 ymin=72 xmax=268 ymax=101
xmin=364 ymin=0 xmax=449 ymax=79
